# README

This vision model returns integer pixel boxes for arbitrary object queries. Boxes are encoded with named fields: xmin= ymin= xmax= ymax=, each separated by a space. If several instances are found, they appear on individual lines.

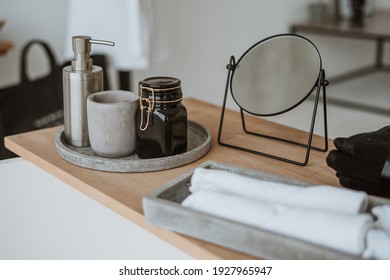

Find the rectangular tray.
xmin=143 ymin=160 xmax=390 ymax=259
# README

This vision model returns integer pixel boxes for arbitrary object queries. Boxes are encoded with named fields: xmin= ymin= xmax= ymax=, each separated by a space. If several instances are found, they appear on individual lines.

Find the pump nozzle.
xmin=89 ymin=39 xmax=115 ymax=47
xmin=71 ymin=35 xmax=115 ymax=71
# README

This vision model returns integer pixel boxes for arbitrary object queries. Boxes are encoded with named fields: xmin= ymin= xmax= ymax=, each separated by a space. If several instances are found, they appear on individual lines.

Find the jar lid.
xmin=139 ymin=76 xmax=182 ymax=102
xmin=140 ymin=76 xmax=181 ymax=90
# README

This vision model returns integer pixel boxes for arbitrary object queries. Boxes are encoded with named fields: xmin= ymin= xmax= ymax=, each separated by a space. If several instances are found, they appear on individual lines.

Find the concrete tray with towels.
xmin=143 ymin=160 xmax=390 ymax=259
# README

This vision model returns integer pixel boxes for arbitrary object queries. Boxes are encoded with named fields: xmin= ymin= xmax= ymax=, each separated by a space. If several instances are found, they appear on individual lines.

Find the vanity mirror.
xmin=218 ymin=34 xmax=329 ymax=166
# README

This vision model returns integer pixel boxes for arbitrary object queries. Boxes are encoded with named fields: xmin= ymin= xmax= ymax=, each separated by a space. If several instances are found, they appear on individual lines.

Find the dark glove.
xmin=326 ymin=126 xmax=390 ymax=198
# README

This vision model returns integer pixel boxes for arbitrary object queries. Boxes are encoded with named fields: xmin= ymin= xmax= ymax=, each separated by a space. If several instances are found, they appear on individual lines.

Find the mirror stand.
xmin=217 ymin=55 xmax=329 ymax=166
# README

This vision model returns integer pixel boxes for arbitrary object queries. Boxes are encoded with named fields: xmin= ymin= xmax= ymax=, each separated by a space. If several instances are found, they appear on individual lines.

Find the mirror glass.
xmin=231 ymin=34 xmax=322 ymax=116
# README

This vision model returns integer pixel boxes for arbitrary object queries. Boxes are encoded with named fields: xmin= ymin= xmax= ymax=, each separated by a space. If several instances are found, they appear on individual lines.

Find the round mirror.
xmin=231 ymin=34 xmax=322 ymax=116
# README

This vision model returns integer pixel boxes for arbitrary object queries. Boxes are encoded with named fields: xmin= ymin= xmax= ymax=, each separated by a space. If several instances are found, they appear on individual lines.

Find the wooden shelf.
xmin=4 ymin=98 xmax=339 ymax=259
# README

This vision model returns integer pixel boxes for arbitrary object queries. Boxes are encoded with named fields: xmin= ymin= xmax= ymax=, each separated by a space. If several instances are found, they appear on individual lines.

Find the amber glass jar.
xmin=136 ymin=77 xmax=188 ymax=159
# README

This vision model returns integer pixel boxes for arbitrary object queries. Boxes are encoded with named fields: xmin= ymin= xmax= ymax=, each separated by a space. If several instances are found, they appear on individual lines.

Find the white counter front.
xmin=0 ymin=158 xmax=192 ymax=259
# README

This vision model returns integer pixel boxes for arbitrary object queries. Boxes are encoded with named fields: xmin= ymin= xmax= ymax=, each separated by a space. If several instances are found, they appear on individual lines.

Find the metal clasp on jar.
xmin=139 ymin=86 xmax=155 ymax=131
xmin=138 ymin=85 xmax=183 ymax=131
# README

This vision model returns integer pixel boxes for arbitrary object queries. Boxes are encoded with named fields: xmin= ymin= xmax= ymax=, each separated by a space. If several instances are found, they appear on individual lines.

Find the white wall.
xmin=0 ymin=0 xmax=67 ymax=85
xmin=134 ymin=0 xmax=390 ymax=108
xmin=135 ymin=0 xmax=310 ymax=107
xmin=1 ymin=0 xmax=389 ymax=104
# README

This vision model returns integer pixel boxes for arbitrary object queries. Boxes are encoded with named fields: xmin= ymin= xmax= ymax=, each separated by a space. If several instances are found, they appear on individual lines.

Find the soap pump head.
xmin=71 ymin=35 xmax=115 ymax=71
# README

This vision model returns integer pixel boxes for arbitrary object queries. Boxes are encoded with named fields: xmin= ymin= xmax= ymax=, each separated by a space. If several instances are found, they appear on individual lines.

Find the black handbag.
xmin=0 ymin=40 xmax=63 ymax=159
xmin=0 ymin=40 xmax=110 ymax=159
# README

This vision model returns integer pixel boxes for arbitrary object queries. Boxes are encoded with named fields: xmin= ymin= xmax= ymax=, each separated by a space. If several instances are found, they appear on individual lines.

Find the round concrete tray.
xmin=55 ymin=120 xmax=212 ymax=173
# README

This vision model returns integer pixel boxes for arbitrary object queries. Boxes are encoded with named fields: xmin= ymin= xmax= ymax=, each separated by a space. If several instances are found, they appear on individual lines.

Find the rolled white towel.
xmin=372 ymin=205 xmax=390 ymax=233
xmin=363 ymin=229 xmax=390 ymax=260
xmin=190 ymin=168 xmax=368 ymax=214
xmin=182 ymin=190 xmax=373 ymax=256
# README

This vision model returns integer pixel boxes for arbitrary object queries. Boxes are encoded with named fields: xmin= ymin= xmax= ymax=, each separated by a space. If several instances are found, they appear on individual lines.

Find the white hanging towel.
xmin=64 ymin=0 xmax=152 ymax=70
xmin=182 ymin=189 xmax=373 ymax=256
xmin=190 ymin=168 xmax=368 ymax=214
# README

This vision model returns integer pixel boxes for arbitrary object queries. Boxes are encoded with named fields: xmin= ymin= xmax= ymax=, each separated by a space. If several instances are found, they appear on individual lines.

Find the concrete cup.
xmin=87 ymin=90 xmax=139 ymax=157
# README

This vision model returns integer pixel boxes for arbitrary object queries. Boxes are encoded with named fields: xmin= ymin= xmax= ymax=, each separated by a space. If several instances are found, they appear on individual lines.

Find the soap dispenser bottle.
xmin=63 ymin=35 xmax=114 ymax=147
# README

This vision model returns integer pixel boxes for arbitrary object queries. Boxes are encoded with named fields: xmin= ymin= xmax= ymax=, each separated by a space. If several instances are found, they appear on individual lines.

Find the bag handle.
xmin=20 ymin=40 xmax=59 ymax=83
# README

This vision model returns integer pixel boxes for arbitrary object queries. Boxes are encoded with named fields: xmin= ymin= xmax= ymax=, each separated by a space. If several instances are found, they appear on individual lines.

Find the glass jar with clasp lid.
xmin=136 ymin=76 xmax=188 ymax=159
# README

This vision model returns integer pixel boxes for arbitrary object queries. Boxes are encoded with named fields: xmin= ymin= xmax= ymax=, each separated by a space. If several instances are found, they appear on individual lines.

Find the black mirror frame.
xmin=230 ymin=33 xmax=323 ymax=117
xmin=217 ymin=33 xmax=329 ymax=166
